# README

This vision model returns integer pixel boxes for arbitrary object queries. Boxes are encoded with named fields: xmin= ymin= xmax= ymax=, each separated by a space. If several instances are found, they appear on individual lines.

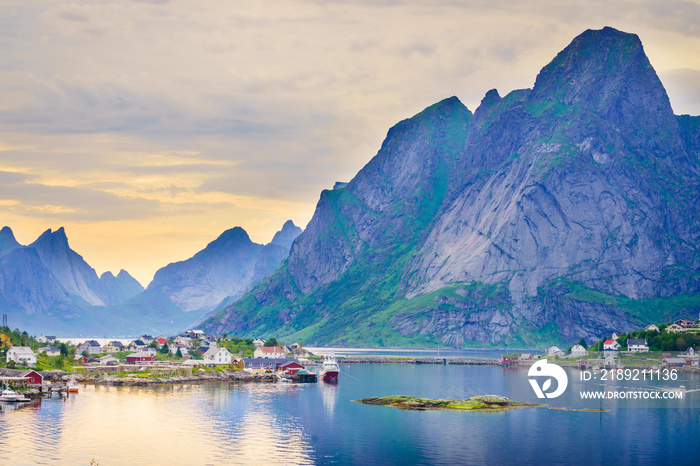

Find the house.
xmin=547 ymin=346 xmax=565 ymax=357
xmin=137 ymin=347 xmax=157 ymax=356
xmin=37 ymin=335 xmax=57 ymax=344
xmin=81 ymin=340 xmax=102 ymax=354
xmin=627 ymin=339 xmax=649 ymax=353
xmin=74 ymin=355 xmax=88 ymax=364
xmin=664 ymin=357 xmax=688 ymax=367
xmin=99 ymin=355 xmax=119 ymax=366
xmin=21 ymin=369 xmax=43 ymax=386
xmin=644 ymin=324 xmax=659 ymax=332
xmin=169 ymin=343 xmax=189 ymax=356
xmin=126 ymin=353 xmax=155 ymax=363
xmin=280 ymin=360 xmax=305 ymax=375
xmin=155 ymin=337 xmax=167 ymax=348
xmin=203 ymin=347 xmax=233 ymax=365
xmin=570 ymin=345 xmax=588 ymax=358
xmin=6 ymin=346 xmax=36 ymax=367
xmin=174 ymin=336 xmax=193 ymax=347
xmin=518 ymin=353 xmax=533 ymax=362
xmin=38 ymin=346 xmax=61 ymax=357
xmin=253 ymin=338 xmax=266 ymax=347
xmin=199 ymin=337 xmax=217 ymax=350
xmin=242 ymin=357 xmax=299 ymax=372
xmin=185 ymin=330 xmax=205 ymax=339
xmin=603 ymin=340 xmax=621 ymax=351
xmin=666 ymin=324 xmax=686 ymax=334
xmin=675 ymin=319 xmax=696 ymax=329
xmin=103 ymin=341 xmax=125 ymax=353
xmin=501 ymin=356 xmax=519 ymax=364
xmin=138 ymin=335 xmax=155 ymax=344
xmin=254 ymin=346 xmax=285 ymax=359
xmin=127 ymin=340 xmax=147 ymax=352
xmin=611 ymin=332 xmax=620 ymax=340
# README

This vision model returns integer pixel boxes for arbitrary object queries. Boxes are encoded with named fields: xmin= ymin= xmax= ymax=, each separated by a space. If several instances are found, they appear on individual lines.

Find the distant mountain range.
xmin=201 ymin=27 xmax=700 ymax=347
xmin=0 ymin=221 xmax=300 ymax=336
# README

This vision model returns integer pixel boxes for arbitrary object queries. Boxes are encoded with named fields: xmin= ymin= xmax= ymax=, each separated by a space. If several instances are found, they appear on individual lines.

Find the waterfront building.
xmin=7 ymin=346 xmax=36 ymax=367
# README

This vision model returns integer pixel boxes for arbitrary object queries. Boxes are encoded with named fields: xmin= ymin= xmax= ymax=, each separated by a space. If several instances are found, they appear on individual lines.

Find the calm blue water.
xmin=1 ymin=364 xmax=699 ymax=465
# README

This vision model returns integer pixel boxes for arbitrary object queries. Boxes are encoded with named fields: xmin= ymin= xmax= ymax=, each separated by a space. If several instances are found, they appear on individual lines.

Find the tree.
xmin=176 ymin=348 xmax=182 ymax=358
xmin=264 ymin=338 xmax=278 ymax=347
xmin=60 ymin=343 xmax=69 ymax=356
xmin=160 ymin=343 xmax=170 ymax=354
xmin=577 ymin=338 xmax=588 ymax=349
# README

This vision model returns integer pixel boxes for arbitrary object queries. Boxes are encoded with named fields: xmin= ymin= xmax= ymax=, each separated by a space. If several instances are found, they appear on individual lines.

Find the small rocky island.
xmin=354 ymin=395 xmax=544 ymax=412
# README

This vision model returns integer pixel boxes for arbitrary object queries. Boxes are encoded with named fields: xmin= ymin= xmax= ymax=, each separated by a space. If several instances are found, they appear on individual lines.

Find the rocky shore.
xmin=354 ymin=395 xmax=544 ymax=411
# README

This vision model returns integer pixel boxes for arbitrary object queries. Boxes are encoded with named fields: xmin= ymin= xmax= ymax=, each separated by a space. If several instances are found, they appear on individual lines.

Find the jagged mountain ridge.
xmin=0 ymin=221 xmax=301 ymax=336
xmin=202 ymin=27 xmax=700 ymax=347
xmin=147 ymin=220 xmax=302 ymax=315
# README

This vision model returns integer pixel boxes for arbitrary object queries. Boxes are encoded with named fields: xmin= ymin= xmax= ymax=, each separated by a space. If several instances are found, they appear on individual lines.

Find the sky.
xmin=0 ymin=0 xmax=699 ymax=286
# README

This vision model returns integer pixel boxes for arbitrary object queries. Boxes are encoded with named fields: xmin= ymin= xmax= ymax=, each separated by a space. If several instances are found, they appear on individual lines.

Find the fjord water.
xmin=1 ymin=364 xmax=700 ymax=465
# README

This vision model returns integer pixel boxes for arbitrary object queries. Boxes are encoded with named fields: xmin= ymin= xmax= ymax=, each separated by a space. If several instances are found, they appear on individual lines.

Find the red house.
xmin=126 ymin=353 xmax=156 ymax=363
xmin=280 ymin=361 xmax=305 ymax=375
xmin=21 ymin=369 xmax=43 ymax=386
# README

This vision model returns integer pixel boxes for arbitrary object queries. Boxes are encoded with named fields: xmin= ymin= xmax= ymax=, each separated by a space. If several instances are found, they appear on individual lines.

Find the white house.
xmin=203 ymin=347 xmax=233 ymax=365
xmin=611 ymin=332 xmax=620 ymax=340
xmin=81 ymin=340 xmax=102 ymax=354
xmin=137 ymin=347 xmax=157 ymax=357
xmin=627 ymin=339 xmax=649 ymax=353
xmin=604 ymin=340 xmax=621 ymax=351
xmin=644 ymin=324 xmax=659 ymax=332
xmin=174 ymin=336 xmax=193 ymax=347
xmin=38 ymin=346 xmax=61 ymax=357
xmin=254 ymin=346 xmax=285 ymax=359
xmin=99 ymin=355 xmax=119 ymax=366
xmin=570 ymin=344 xmax=588 ymax=358
xmin=7 ymin=346 xmax=37 ymax=367
xmin=170 ymin=343 xmax=189 ymax=356
xmin=253 ymin=338 xmax=266 ymax=347
xmin=547 ymin=346 xmax=565 ymax=357
xmin=37 ymin=335 xmax=57 ymax=344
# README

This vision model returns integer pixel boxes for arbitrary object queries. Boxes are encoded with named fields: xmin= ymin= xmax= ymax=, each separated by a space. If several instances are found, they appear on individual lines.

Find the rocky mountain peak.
xmin=0 ymin=226 xmax=20 ymax=254
xmin=270 ymin=220 xmax=302 ymax=250
xmin=32 ymin=227 xmax=70 ymax=251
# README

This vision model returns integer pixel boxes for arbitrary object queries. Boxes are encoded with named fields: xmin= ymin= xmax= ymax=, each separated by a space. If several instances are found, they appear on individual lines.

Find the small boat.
xmin=320 ymin=355 xmax=340 ymax=382
xmin=0 ymin=388 xmax=30 ymax=402
xmin=67 ymin=374 xmax=79 ymax=393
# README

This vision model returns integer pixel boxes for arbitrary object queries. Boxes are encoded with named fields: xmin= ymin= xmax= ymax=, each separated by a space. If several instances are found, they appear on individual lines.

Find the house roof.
xmin=571 ymin=345 xmax=586 ymax=351
xmin=204 ymin=347 xmax=231 ymax=357
xmin=604 ymin=340 xmax=617 ymax=345
xmin=627 ymin=339 xmax=647 ymax=346
xmin=157 ymin=338 xmax=167 ymax=344
xmin=9 ymin=346 xmax=35 ymax=355
xmin=84 ymin=340 xmax=100 ymax=346
xmin=258 ymin=346 xmax=284 ymax=353
xmin=132 ymin=340 xmax=146 ymax=346
xmin=243 ymin=357 xmax=299 ymax=365
xmin=110 ymin=341 xmax=124 ymax=347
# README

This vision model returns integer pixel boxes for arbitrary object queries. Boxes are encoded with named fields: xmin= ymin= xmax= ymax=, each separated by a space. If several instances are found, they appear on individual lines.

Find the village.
xmin=502 ymin=318 xmax=700 ymax=369
xmin=0 ymin=329 xmax=319 ymax=394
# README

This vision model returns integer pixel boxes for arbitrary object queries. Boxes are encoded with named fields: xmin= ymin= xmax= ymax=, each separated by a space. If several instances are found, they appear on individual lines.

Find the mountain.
xmin=146 ymin=220 xmax=301 ymax=317
xmin=202 ymin=27 xmax=700 ymax=347
xmin=0 ymin=227 xmax=145 ymax=335
xmin=0 ymin=221 xmax=301 ymax=336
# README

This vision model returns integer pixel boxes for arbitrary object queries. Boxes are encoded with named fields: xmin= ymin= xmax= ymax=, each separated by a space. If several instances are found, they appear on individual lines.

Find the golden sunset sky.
xmin=1 ymin=0 xmax=699 ymax=286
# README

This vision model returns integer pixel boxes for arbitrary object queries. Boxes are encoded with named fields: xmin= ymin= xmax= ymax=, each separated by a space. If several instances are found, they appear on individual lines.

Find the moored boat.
xmin=68 ymin=374 xmax=79 ymax=393
xmin=320 ymin=355 xmax=340 ymax=382
xmin=0 ymin=388 xmax=30 ymax=402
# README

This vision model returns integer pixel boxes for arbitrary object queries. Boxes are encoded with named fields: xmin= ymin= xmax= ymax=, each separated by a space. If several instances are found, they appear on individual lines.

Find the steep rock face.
xmin=287 ymin=96 xmax=472 ymax=293
xmin=0 ymin=226 xmax=146 ymax=335
xmin=99 ymin=270 xmax=144 ymax=305
xmin=203 ymin=27 xmax=700 ymax=346
xmin=29 ymin=228 xmax=106 ymax=306
xmin=0 ymin=227 xmax=20 ymax=255
xmin=147 ymin=221 xmax=301 ymax=315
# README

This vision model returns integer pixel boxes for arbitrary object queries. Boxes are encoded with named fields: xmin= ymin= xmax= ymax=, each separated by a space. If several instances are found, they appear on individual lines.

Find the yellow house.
xmin=666 ymin=324 xmax=685 ymax=333
xmin=0 ymin=333 xmax=12 ymax=348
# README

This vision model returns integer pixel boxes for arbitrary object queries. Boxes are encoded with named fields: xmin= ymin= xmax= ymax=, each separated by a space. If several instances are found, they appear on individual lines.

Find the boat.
xmin=320 ymin=355 xmax=340 ymax=382
xmin=0 ymin=388 xmax=30 ymax=402
xmin=67 ymin=374 xmax=79 ymax=393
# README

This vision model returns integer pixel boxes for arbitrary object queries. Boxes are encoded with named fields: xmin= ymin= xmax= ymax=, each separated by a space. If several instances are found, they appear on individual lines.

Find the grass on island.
xmin=354 ymin=395 xmax=544 ymax=412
